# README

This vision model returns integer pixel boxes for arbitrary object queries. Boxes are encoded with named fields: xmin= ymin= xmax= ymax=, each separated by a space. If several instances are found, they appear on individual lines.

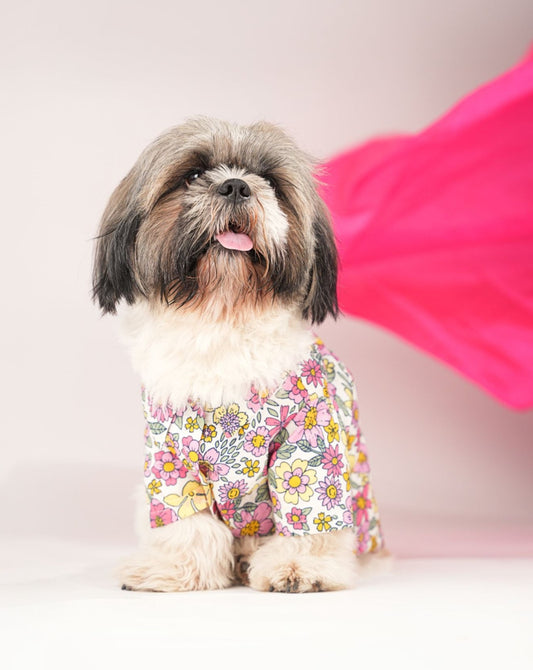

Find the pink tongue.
xmin=216 ymin=231 xmax=253 ymax=251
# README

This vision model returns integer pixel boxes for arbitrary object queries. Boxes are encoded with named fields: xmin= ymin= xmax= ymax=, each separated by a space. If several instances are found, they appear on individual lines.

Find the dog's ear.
xmin=92 ymin=172 xmax=143 ymax=314
xmin=302 ymin=201 xmax=339 ymax=324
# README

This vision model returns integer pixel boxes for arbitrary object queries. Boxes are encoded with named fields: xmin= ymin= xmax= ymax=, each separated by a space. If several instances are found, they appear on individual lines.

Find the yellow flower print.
xmin=242 ymin=459 xmax=260 ymax=478
xmin=185 ymin=417 xmax=200 ymax=432
xmin=344 ymin=386 xmax=354 ymax=413
xmin=357 ymin=450 xmax=368 ymax=467
xmin=275 ymin=459 xmax=317 ymax=504
xmin=343 ymin=470 xmax=351 ymax=492
xmin=147 ymin=479 xmax=162 ymax=496
xmin=313 ymin=512 xmax=332 ymax=531
xmin=213 ymin=403 xmax=249 ymax=437
xmin=304 ymin=406 xmax=318 ymax=429
xmin=240 ymin=519 xmax=261 ymax=536
xmin=325 ymin=417 xmax=339 ymax=443
xmin=163 ymin=481 xmax=212 ymax=519
xmin=324 ymin=359 xmax=335 ymax=377
xmin=238 ymin=422 xmax=249 ymax=437
xmin=202 ymin=424 xmax=216 ymax=442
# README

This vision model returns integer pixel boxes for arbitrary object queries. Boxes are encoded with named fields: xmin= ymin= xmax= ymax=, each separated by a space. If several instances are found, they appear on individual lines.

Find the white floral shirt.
xmin=142 ymin=339 xmax=384 ymax=554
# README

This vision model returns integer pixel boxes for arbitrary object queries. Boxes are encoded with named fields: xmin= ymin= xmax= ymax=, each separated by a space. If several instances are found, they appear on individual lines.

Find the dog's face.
xmin=93 ymin=117 xmax=338 ymax=323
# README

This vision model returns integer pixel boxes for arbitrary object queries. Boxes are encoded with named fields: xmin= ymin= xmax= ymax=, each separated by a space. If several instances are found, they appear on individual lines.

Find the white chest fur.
xmin=118 ymin=301 xmax=315 ymax=408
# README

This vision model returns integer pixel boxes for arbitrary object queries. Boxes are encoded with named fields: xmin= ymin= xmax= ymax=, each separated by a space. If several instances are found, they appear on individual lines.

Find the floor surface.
xmin=1 ymin=537 xmax=532 ymax=670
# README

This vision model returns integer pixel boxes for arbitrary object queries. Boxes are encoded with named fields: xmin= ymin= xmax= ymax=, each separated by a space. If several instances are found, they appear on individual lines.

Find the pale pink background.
xmin=1 ymin=0 xmax=532 ymax=558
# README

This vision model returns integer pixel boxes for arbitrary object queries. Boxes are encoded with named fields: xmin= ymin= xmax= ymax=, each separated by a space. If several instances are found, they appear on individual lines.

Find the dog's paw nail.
xmin=121 ymin=583 xmax=132 ymax=591
xmin=268 ymin=585 xmax=275 ymax=592
xmin=285 ymin=578 xmax=299 ymax=593
xmin=312 ymin=581 xmax=323 ymax=592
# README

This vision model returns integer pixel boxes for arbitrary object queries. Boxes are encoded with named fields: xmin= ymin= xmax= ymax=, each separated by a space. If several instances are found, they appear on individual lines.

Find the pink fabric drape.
xmin=320 ymin=49 xmax=533 ymax=410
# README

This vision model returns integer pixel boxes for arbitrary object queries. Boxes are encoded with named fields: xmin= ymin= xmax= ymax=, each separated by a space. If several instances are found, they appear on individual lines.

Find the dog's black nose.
xmin=217 ymin=178 xmax=251 ymax=203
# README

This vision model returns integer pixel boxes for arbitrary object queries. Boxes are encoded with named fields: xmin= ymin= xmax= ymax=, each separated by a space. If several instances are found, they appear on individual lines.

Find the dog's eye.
xmin=263 ymin=175 xmax=276 ymax=189
xmin=185 ymin=169 xmax=204 ymax=186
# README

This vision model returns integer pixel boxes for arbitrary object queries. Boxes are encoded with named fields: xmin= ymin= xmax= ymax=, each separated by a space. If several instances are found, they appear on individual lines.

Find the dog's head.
xmin=93 ymin=117 xmax=338 ymax=323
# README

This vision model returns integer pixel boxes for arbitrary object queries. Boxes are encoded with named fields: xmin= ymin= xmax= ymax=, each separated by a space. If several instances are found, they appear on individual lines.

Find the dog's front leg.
xmin=119 ymin=505 xmax=234 ymax=592
xmin=247 ymin=528 xmax=358 ymax=593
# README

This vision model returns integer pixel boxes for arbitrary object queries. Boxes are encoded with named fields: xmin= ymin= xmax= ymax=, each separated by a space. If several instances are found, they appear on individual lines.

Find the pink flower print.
xmin=317 ymin=476 xmax=343 ymax=510
xmin=189 ymin=402 xmax=205 ymax=418
xmin=198 ymin=448 xmax=230 ymax=482
xmin=270 ymin=492 xmax=281 ymax=513
xmin=151 ymin=450 xmax=187 ymax=485
xmin=354 ymin=443 xmax=371 ymax=473
xmin=285 ymin=507 xmax=307 ymax=530
xmin=266 ymin=404 xmax=294 ymax=435
xmin=321 ymin=444 xmax=344 ymax=477
xmin=164 ymin=432 xmax=180 ymax=454
xmin=356 ymin=520 xmax=370 ymax=553
xmin=290 ymin=397 xmax=331 ymax=447
xmin=219 ymin=500 xmax=236 ymax=523
xmin=143 ymin=454 xmax=151 ymax=478
xmin=233 ymin=502 xmax=273 ymax=537
xmin=150 ymin=500 xmax=177 ymax=528
xmin=243 ymin=426 xmax=270 ymax=457
xmin=301 ymin=358 xmax=323 ymax=387
xmin=181 ymin=436 xmax=201 ymax=470
xmin=343 ymin=495 xmax=353 ymax=525
xmin=282 ymin=374 xmax=309 ymax=403
xmin=219 ymin=479 xmax=248 ymax=503
xmin=181 ymin=435 xmax=197 ymax=449
xmin=147 ymin=396 xmax=174 ymax=422
xmin=246 ymin=386 xmax=268 ymax=412
xmin=353 ymin=484 xmax=372 ymax=525
xmin=276 ymin=525 xmax=292 ymax=537
xmin=325 ymin=382 xmax=337 ymax=399
xmin=314 ymin=337 xmax=326 ymax=352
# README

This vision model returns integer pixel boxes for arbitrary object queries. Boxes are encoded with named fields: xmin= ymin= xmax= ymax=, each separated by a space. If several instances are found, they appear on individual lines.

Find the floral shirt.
xmin=142 ymin=339 xmax=384 ymax=555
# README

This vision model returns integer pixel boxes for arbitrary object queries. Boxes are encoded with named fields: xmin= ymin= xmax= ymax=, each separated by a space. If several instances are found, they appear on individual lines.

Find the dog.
xmin=93 ymin=117 xmax=385 ymax=593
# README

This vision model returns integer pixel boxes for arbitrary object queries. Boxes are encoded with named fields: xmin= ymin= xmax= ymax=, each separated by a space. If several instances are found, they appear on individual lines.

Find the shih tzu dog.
xmin=93 ymin=117 xmax=385 ymax=593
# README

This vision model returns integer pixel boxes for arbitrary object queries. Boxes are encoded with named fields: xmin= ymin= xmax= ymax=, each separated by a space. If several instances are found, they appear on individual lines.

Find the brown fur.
xmin=93 ymin=117 xmax=338 ymax=324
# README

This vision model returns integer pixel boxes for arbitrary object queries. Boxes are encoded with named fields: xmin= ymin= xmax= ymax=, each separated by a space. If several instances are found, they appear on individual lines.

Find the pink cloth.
xmin=321 ymin=48 xmax=533 ymax=410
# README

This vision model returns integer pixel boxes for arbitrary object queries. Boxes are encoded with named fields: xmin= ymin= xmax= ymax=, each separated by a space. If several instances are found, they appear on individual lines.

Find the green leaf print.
xmin=255 ymin=481 xmax=270 ymax=502
xmin=276 ymin=443 xmax=297 ymax=460
xmin=148 ymin=422 xmax=167 ymax=435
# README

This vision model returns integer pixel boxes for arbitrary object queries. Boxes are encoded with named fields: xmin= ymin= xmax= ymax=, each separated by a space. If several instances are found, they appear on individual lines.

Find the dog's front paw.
xmin=118 ymin=547 xmax=233 ymax=592
xmin=247 ymin=530 xmax=358 ymax=593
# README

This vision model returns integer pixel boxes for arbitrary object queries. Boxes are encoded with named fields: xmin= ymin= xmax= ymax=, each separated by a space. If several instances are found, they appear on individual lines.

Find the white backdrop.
xmin=1 ymin=0 xmax=532 ymax=557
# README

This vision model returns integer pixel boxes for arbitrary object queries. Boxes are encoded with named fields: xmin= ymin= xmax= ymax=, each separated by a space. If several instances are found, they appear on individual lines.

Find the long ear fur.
xmin=92 ymin=173 xmax=143 ymax=314
xmin=302 ymin=201 xmax=339 ymax=324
